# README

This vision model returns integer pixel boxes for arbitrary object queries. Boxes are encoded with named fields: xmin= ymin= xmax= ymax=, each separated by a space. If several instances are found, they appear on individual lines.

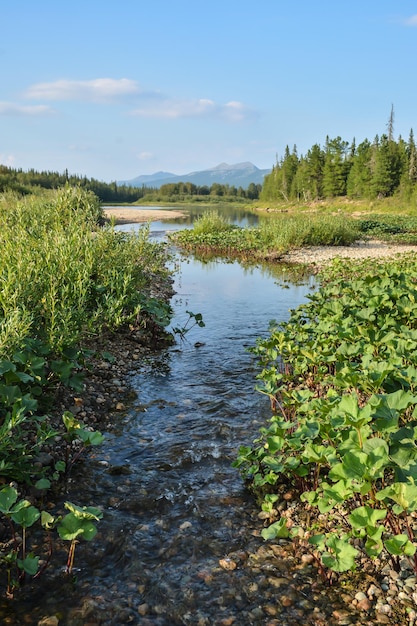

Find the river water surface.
xmin=1 ymin=209 xmax=326 ymax=625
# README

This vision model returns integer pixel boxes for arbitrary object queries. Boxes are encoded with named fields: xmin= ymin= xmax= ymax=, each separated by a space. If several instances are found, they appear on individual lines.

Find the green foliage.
xmin=0 ymin=486 xmax=103 ymax=595
xmin=0 ymin=164 xmax=261 ymax=204
xmin=261 ymin=109 xmax=417 ymax=203
xmin=357 ymin=214 xmax=417 ymax=244
xmin=0 ymin=185 xmax=175 ymax=596
xmin=172 ymin=310 xmax=205 ymax=341
xmin=235 ymin=256 xmax=417 ymax=578
xmin=0 ymin=188 xmax=173 ymax=355
xmin=170 ymin=211 xmax=360 ymax=260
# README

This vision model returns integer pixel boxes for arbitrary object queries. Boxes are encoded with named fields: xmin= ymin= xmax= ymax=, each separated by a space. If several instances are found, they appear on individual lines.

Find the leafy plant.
xmin=235 ymin=256 xmax=417 ymax=579
xmin=171 ymin=310 xmax=205 ymax=341
xmin=57 ymin=502 xmax=103 ymax=574
xmin=0 ymin=486 xmax=103 ymax=595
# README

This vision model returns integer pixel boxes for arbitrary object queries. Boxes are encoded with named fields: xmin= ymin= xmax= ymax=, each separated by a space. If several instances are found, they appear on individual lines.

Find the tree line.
xmin=152 ymin=181 xmax=261 ymax=202
xmin=261 ymin=109 xmax=417 ymax=203
xmin=0 ymin=166 xmax=262 ymax=203
xmin=0 ymin=166 xmax=147 ymax=203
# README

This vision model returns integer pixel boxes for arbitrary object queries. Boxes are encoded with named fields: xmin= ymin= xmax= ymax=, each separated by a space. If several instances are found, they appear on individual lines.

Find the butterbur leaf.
xmin=365 ymin=526 xmax=384 ymax=558
xmin=261 ymin=518 xmax=289 ymax=540
xmin=58 ymin=513 xmax=87 ymax=541
xmin=17 ymin=554 xmax=39 ymax=576
xmin=348 ymin=505 xmax=387 ymax=530
xmin=338 ymin=394 xmax=372 ymax=426
xmin=376 ymin=480 xmax=417 ymax=513
xmin=57 ymin=512 xmax=98 ymax=542
xmin=62 ymin=411 xmax=79 ymax=433
xmin=329 ymin=451 xmax=368 ymax=482
xmin=35 ymin=478 xmax=51 ymax=490
xmin=64 ymin=501 xmax=103 ymax=521
xmin=11 ymin=505 xmax=40 ymax=528
xmin=41 ymin=511 xmax=56 ymax=530
xmin=308 ymin=534 xmax=326 ymax=551
xmin=78 ymin=429 xmax=104 ymax=446
xmin=384 ymin=534 xmax=416 ymax=557
xmin=321 ymin=535 xmax=359 ymax=573
xmin=0 ymin=486 xmax=18 ymax=514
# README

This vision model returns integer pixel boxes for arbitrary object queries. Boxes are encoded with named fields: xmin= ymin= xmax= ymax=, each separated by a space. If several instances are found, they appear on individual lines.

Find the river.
xmin=1 ymin=207 xmax=334 ymax=625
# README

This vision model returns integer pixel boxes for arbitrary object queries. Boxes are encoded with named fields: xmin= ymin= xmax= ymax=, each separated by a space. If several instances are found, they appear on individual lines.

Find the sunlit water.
xmin=1 ymin=210 xmax=317 ymax=624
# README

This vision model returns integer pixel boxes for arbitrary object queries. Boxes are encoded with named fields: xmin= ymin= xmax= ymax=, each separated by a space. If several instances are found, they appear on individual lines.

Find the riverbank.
xmin=103 ymin=207 xmax=186 ymax=224
xmin=280 ymin=238 xmax=417 ymax=268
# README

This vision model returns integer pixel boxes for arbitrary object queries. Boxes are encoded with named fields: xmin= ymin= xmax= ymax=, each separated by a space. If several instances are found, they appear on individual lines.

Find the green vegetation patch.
xmin=170 ymin=210 xmax=361 ymax=260
xmin=0 ymin=186 xmax=174 ymax=595
xmin=234 ymin=256 xmax=417 ymax=581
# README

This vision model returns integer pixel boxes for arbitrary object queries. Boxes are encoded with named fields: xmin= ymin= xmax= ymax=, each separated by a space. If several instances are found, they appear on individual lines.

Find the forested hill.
xmin=0 ymin=165 xmax=262 ymax=203
xmin=0 ymin=166 xmax=145 ymax=203
xmin=261 ymin=128 xmax=417 ymax=203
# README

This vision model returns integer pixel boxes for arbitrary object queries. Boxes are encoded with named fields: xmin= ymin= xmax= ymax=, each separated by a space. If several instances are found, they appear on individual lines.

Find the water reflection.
xmin=110 ymin=203 xmax=260 ymax=236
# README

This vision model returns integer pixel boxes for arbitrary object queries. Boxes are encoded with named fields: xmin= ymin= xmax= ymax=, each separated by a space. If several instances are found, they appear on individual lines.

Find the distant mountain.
xmin=118 ymin=162 xmax=271 ymax=189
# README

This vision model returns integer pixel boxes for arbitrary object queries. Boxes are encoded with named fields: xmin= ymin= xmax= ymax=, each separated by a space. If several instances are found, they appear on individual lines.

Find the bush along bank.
xmin=169 ymin=209 xmax=362 ymax=261
xmin=0 ymin=186 xmax=175 ymax=597
xmin=234 ymin=256 xmax=417 ymax=611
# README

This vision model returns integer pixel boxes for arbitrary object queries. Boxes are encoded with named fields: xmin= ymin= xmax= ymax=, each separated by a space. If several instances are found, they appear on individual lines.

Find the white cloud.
xmin=0 ymin=102 xmax=54 ymax=116
xmin=223 ymin=101 xmax=252 ymax=122
xmin=25 ymin=78 xmax=141 ymax=102
xmin=130 ymin=98 xmax=255 ymax=122
xmin=21 ymin=77 xmax=256 ymax=123
xmin=0 ymin=154 xmax=16 ymax=166
xmin=404 ymin=14 xmax=417 ymax=25
xmin=137 ymin=151 xmax=154 ymax=161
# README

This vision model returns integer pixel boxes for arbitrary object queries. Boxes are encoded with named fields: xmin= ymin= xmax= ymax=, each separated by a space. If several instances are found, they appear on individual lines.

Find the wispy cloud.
xmin=22 ymin=77 xmax=256 ymax=123
xmin=0 ymin=102 xmax=54 ymax=116
xmin=404 ymin=14 xmax=417 ymax=25
xmin=137 ymin=151 xmax=154 ymax=161
xmin=25 ymin=78 xmax=142 ymax=102
xmin=130 ymin=98 xmax=256 ymax=122
xmin=0 ymin=153 xmax=16 ymax=166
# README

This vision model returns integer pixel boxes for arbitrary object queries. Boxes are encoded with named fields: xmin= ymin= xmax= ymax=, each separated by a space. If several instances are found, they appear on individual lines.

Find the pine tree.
xmin=322 ymin=136 xmax=349 ymax=197
xmin=346 ymin=139 xmax=373 ymax=198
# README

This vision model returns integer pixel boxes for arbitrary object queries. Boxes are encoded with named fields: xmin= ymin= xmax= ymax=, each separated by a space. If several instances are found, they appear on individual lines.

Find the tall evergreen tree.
xmin=305 ymin=143 xmax=325 ymax=199
xmin=322 ymin=136 xmax=349 ymax=197
xmin=346 ymin=139 xmax=373 ymax=198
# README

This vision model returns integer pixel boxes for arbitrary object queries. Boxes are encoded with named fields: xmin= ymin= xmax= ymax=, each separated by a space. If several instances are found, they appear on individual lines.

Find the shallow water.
xmin=0 ymin=218 xmax=319 ymax=625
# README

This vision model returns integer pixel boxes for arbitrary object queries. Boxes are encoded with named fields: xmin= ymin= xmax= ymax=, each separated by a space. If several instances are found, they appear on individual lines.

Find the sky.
xmin=1 ymin=1 xmax=417 ymax=183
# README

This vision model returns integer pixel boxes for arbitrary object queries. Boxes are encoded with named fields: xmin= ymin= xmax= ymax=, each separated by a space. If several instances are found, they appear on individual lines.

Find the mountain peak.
xmin=118 ymin=162 xmax=271 ymax=189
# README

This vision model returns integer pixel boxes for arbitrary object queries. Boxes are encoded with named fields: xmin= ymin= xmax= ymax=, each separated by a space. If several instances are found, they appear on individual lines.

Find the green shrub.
xmin=235 ymin=256 xmax=417 ymax=579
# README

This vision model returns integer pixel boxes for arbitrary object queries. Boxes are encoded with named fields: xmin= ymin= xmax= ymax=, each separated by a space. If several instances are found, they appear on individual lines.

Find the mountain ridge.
xmin=118 ymin=162 xmax=271 ymax=189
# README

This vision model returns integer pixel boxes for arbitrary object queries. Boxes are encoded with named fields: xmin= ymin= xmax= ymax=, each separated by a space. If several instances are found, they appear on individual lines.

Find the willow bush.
xmin=0 ymin=186 xmax=175 ymax=593
xmin=0 ymin=186 xmax=172 ymax=356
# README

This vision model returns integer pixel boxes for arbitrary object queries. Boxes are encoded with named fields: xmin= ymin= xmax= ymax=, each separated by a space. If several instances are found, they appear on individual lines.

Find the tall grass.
xmin=258 ymin=213 xmax=360 ymax=251
xmin=0 ymin=187 xmax=172 ymax=357
xmin=192 ymin=209 xmax=236 ymax=234
xmin=171 ymin=210 xmax=361 ymax=259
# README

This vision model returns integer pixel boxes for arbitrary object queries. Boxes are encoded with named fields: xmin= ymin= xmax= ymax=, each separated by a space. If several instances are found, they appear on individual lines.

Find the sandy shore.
xmin=103 ymin=207 xmax=186 ymax=224
xmin=281 ymin=239 xmax=417 ymax=266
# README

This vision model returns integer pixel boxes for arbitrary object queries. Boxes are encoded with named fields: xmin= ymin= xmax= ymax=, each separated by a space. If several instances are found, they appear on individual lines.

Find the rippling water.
xmin=1 ymin=218 xmax=318 ymax=625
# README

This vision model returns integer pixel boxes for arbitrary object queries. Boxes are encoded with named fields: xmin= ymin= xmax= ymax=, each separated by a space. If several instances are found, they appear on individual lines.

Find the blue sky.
xmin=2 ymin=1 xmax=417 ymax=182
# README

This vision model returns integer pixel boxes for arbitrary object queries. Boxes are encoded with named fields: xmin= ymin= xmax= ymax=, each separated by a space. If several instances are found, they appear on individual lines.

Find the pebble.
xmin=219 ymin=558 xmax=237 ymax=571
xmin=37 ymin=618 xmax=59 ymax=626
xmin=356 ymin=597 xmax=373 ymax=611
xmin=137 ymin=603 xmax=149 ymax=616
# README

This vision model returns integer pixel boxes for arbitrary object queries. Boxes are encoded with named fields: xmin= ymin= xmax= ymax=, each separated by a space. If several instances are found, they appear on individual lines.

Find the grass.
xmin=170 ymin=210 xmax=361 ymax=260
xmin=0 ymin=186 xmax=172 ymax=357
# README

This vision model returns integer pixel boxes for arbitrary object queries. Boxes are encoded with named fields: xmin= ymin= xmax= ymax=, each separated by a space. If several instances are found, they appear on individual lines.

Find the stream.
xmin=1 ymin=208 xmax=352 ymax=625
